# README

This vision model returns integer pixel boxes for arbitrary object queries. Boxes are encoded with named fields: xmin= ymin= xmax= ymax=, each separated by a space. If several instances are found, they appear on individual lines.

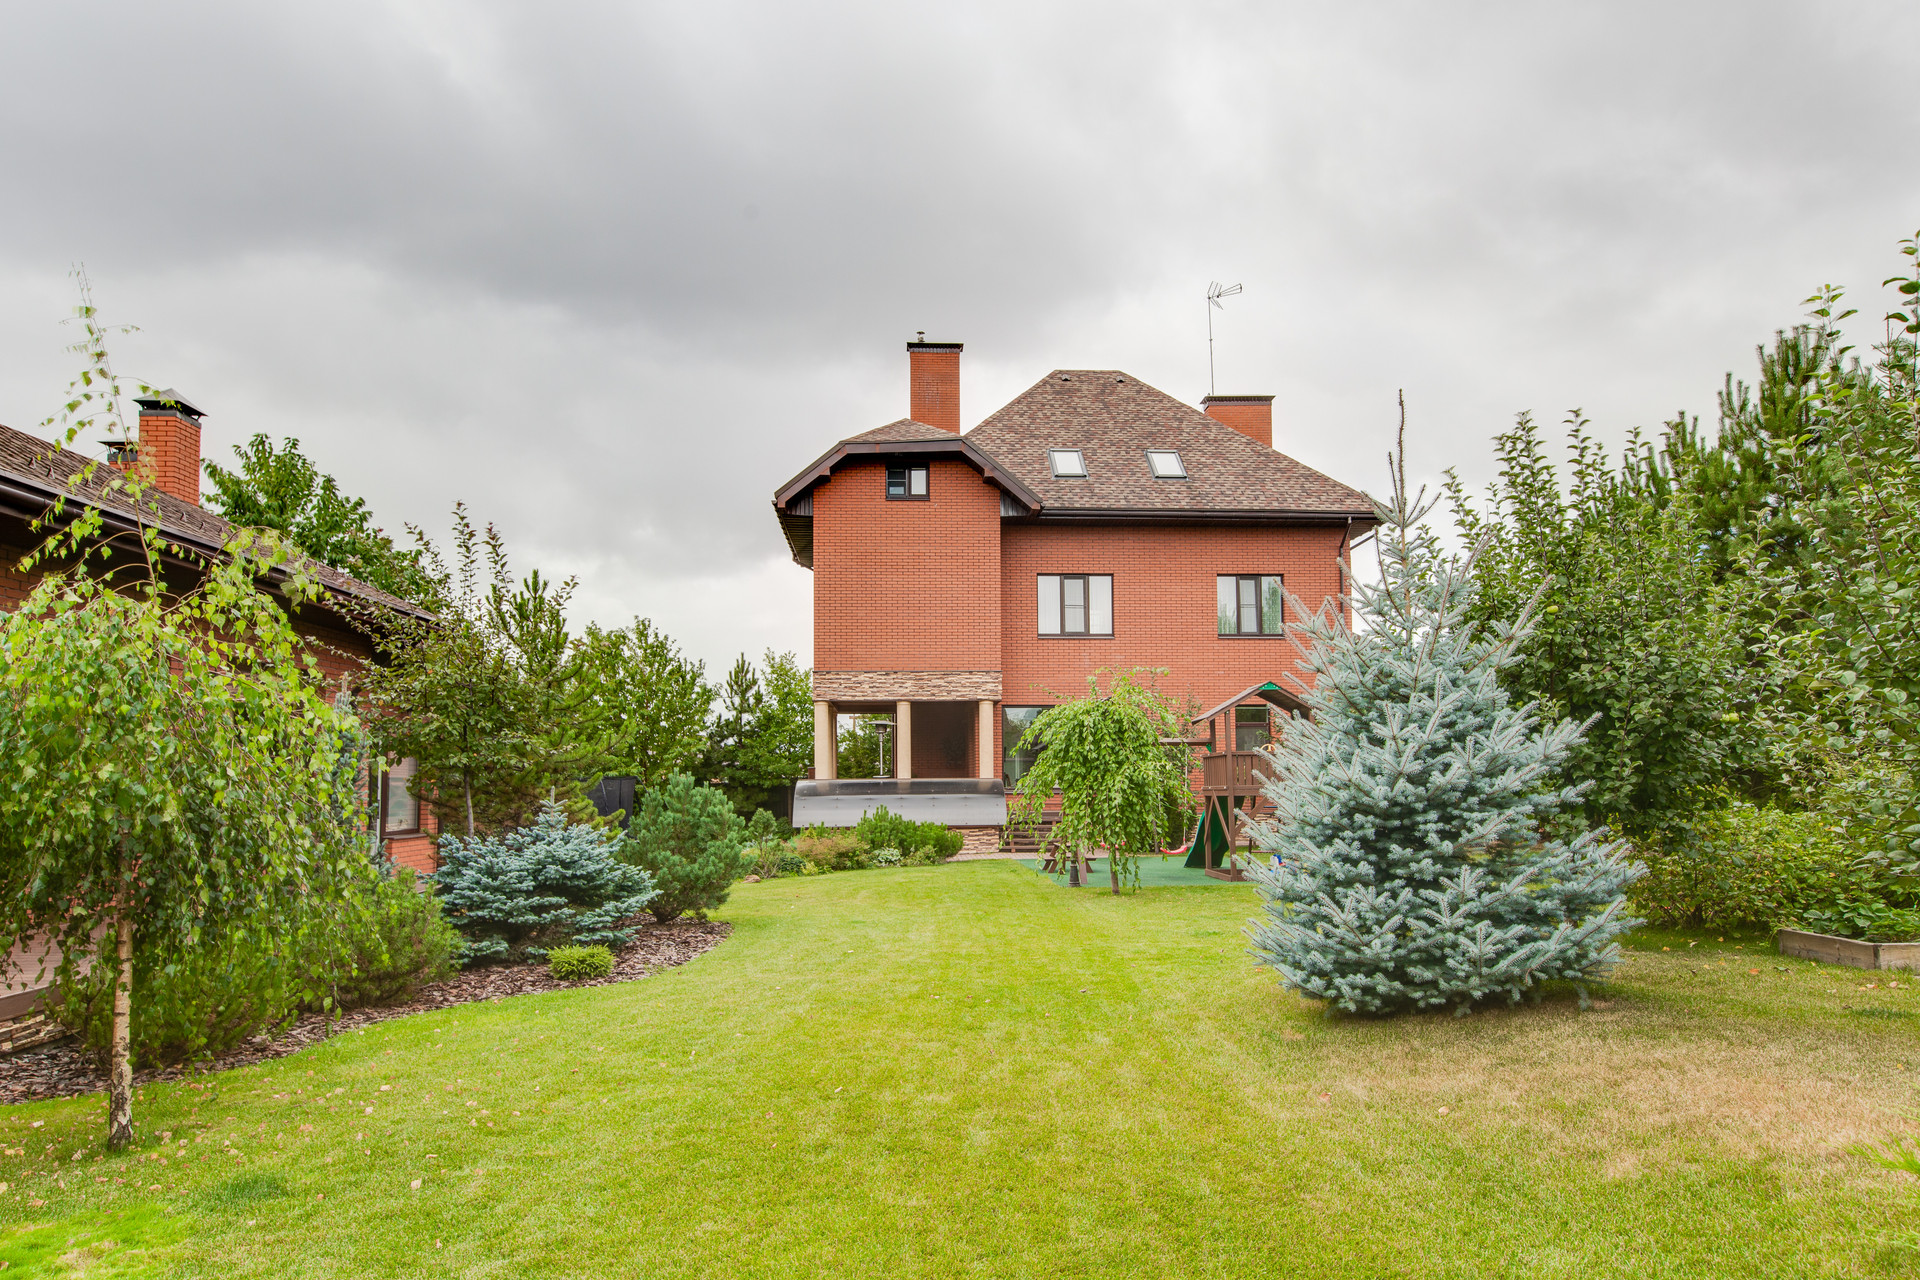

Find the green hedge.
xmin=1632 ymin=802 xmax=1896 ymax=930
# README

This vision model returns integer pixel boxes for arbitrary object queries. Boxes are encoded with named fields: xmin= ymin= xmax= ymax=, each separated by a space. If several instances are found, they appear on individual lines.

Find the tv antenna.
xmin=1206 ymin=281 xmax=1242 ymax=396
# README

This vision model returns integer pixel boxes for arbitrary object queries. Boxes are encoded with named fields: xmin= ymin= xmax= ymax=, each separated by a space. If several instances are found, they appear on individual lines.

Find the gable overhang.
xmin=1027 ymin=506 xmax=1379 ymax=527
xmin=772 ymin=435 xmax=1043 ymax=514
xmin=1194 ymin=680 xmax=1311 ymax=723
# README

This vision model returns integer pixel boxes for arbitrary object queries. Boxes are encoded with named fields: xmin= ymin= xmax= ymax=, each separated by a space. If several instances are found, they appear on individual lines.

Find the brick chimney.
xmin=132 ymin=389 xmax=205 ymax=505
xmin=1201 ymin=394 xmax=1273 ymax=448
xmin=907 ymin=338 xmax=962 ymax=434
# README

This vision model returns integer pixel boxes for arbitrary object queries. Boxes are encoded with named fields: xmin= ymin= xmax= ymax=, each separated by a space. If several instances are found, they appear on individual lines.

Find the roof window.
xmin=1146 ymin=450 xmax=1187 ymax=478
xmin=1048 ymin=449 xmax=1086 ymax=478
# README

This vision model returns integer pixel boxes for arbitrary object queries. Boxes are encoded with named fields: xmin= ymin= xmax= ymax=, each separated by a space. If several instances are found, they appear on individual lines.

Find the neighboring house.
xmin=775 ymin=341 xmax=1377 ymax=830
xmin=0 ymin=394 xmax=440 ymax=876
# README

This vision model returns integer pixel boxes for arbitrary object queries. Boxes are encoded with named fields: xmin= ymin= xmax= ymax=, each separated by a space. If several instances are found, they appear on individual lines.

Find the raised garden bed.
xmin=1776 ymin=926 xmax=1920 ymax=971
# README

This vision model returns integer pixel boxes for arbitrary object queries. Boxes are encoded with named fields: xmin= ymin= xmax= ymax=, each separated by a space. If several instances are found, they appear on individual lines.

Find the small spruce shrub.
xmin=622 ymin=774 xmax=752 ymax=921
xmin=433 ymin=799 xmax=659 ymax=964
xmin=776 ymin=851 xmax=807 ymax=876
xmin=869 ymin=847 xmax=903 ymax=867
xmin=547 ymin=945 xmax=615 ymax=981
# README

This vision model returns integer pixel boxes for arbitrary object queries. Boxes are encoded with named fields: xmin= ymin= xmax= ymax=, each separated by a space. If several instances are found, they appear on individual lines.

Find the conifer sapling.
xmin=1245 ymin=413 xmax=1643 ymax=1014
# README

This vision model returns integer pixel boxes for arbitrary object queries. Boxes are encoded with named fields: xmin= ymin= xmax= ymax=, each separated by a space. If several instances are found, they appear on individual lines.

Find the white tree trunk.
xmin=107 ymin=913 xmax=134 ymax=1150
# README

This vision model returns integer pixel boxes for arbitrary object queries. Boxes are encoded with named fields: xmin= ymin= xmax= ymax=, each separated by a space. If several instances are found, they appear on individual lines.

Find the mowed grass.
xmin=3 ymin=861 xmax=1919 ymax=1278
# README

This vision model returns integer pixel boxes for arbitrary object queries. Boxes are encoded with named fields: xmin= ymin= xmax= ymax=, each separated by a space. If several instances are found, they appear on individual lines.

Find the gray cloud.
xmin=1 ymin=0 xmax=1915 ymax=674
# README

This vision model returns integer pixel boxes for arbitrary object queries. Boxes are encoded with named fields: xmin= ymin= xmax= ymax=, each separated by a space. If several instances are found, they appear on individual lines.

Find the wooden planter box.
xmin=1776 ymin=927 xmax=1920 ymax=971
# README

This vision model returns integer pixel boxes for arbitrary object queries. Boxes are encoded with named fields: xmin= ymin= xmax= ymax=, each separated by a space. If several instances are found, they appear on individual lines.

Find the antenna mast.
xmin=1206 ymin=281 xmax=1242 ymax=396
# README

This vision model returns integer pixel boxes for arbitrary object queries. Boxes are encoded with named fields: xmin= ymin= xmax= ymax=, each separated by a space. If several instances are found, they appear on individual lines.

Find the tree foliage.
xmin=577 ymin=619 xmax=713 ymax=788
xmin=703 ymin=651 xmax=813 ymax=817
xmin=0 ymin=514 xmax=365 ymax=1145
xmin=1447 ymin=413 xmax=1751 ymax=832
xmin=203 ymin=433 xmax=429 ymax=601
xmin=357 ymin=505 xmax=610 ymax=835
xmin=1248 ymin=437 xmax=1642 ymax=1014
xmin=622 ymin=774 xmax=751 ymax=922
xmin=1008 ymin=667 xmax=1193 ymax=894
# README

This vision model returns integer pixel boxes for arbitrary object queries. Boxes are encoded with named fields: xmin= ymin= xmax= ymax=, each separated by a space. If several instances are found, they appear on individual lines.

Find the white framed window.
xmin=1048 ymin=449 xmax=1087 ymax=478
xmin=1038 ymin=574 xmax=1113 ymax=636
xmin=1217 ymin=574 xmax=1284 ymax=636
xmin=1146 ymin=449 xmax=1187 ymax=478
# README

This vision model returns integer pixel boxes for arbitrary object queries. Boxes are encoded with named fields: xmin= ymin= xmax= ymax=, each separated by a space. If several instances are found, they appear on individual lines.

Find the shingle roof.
xmin=964 ymin=371 xmax=1375 ymax=517
xmin=845 ymin=419 xmax=960 ymax=444
xmin=0 ymin=421 xmax=426 ymax=617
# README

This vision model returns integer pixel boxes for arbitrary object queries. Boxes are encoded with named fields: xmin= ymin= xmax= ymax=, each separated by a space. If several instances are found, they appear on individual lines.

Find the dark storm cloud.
xmin=1 ymin=0 xmax=1916 ymax=671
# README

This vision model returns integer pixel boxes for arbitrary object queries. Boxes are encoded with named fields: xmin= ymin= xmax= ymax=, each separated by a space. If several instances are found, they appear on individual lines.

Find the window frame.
xmin=1048 ymin=449 xmax=1087 ymax=478
xmin=372 ymin=756 xmax=423 ymax=837
xmin=1215 ymin=573 xmax=1285 ymax=637
xmin=1037 ymin=573 xmax=1114 ymax=638
xmin=1145 ymin=449 xmax=1187 ymax=479
xmin=885 ymin=464 xmax=930 ymax=501
xmin=1234 ymin=705 xmax=1272 ymax=751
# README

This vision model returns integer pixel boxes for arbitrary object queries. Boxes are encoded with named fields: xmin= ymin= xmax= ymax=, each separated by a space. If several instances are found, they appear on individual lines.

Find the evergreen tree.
xmin=432 ymin=799 xmax=657 ymax=963
xmin=1247 ymin=425 xmax=1642 ymax=1015
xmin=622 ymin=774 xmax=751 ymax=922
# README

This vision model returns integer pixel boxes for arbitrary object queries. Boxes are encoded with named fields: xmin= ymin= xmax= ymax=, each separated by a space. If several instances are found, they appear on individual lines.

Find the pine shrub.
xmin=547 ymin=945 xmax=615 ymax=981
xmin=433 ymin=799 xmax=658 ymax=963
xmin=852 ymin=808 xmax=961 ymax=862
xmin=622 ymin=774 xmax=752 ymax=922
xmin=306 ymin=868 xmax=461 ymax=1009
xmin=1245 ymin=451 xmax=1642 ymax=1015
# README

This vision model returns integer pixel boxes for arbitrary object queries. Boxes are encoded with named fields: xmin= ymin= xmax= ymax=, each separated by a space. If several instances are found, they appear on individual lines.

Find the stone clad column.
xmin=814 ymin=700 xmax=836 ymax=781
xmin=895 ymin=701 xmax=913 ymax=780
xmin=978 ymin=700 xmax=996 ymax=779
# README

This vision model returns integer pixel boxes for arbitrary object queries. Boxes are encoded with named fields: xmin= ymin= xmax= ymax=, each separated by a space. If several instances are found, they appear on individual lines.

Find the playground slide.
xmin=1183 ymin=798 xmax=1234 ymax=870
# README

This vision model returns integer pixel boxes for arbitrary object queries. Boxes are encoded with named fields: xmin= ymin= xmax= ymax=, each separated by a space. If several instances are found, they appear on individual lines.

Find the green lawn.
xmin=3 ymin=861 xmax=1918 ymax=1277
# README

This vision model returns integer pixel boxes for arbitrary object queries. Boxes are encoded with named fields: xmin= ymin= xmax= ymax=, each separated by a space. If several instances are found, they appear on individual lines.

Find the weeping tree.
xmin=1245 ymin=415 xmax=1642 ymax=1014
xmin=1009 ymin=668 xmax=1194 ymax=894
xmin=0 ymin=287 xmax=366 ymax=1146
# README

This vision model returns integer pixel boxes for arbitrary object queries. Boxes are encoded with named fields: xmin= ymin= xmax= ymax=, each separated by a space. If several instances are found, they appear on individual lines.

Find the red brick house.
xmin=0 ymin=394 xmax=441 ymax=876
xmin=776 ymin=341 xmax=1377 ymax=829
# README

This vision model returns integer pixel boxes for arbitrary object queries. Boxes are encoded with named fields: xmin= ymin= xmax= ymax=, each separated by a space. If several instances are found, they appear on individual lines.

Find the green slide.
xmin=1183 ymin=798 xmax=1234 ymax=870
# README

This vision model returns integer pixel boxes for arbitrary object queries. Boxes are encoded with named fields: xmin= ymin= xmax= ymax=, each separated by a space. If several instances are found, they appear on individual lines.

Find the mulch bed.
xmin=0 ymin=919 xmax=730 ymax=1107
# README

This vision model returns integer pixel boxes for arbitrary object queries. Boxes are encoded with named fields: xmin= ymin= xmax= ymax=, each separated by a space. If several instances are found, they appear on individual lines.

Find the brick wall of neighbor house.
xmin=0 ymin=540 xmax=36 ymax=610
xmin=994 ymin=521 xmax=1350 ymax=774
xmin=813 ymin=457 xmax=1003 ymax=675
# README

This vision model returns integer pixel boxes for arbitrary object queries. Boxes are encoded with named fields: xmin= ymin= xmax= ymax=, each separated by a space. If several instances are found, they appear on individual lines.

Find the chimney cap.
xmin=134 ymin=388 xmax=206 ymax=421
xmin=906 ymin=340 xmax=963 ymax=353
xmin=1200 ymin=394 xmax=1274 ymax=405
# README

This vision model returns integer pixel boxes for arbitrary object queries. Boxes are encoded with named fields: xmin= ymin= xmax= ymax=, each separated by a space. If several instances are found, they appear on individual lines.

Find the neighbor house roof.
xmin=0 ymin=421 xmax=428 ymax=620
xmin=964 ymin=371 xmax=1376 ymax=519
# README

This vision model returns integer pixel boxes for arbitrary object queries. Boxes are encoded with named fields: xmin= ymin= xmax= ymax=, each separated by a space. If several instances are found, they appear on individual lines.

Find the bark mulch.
xmin=0 ymin=919 xmax=730 ymax=1107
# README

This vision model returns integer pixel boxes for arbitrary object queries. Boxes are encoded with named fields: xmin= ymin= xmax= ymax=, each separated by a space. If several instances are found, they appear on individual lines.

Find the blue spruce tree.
xmin=1246 ymin=429 xmax=1642 ymax=1014
xmin=433 ymin=799 xmax=658 ymax=964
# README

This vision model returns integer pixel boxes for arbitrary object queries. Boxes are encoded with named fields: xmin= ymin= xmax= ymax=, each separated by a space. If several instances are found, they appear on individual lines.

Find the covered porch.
xmin=797 ymin=670 xmax=1006 ymax=827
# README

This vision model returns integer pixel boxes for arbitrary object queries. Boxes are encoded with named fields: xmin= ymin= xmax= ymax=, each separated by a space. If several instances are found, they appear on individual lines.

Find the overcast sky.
xmin=1 ymin=0 xmax=1915 ymax=676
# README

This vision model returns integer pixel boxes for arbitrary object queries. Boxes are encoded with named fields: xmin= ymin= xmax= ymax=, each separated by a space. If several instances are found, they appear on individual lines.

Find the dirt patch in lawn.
xmin=0 ymin=919 xmax=729 ymax=1106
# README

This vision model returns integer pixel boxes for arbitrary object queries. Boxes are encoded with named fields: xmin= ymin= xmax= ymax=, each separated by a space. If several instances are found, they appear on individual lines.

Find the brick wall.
xmin=994 ymin=520 xmax=1349 ymax=772
xmin=813 ymin=457 xmax=1002 ymax=674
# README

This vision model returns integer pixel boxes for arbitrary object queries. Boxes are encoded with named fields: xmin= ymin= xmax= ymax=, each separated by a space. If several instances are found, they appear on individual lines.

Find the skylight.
xmin=1048 ymin=449 xmax=1087 ymax=478
xmin=1146 ymin=450 xmax=1187 ymax=478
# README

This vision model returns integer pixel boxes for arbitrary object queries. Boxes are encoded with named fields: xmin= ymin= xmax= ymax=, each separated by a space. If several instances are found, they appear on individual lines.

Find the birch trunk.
xmin=106 ymin=913 xmax=135 ymax=1150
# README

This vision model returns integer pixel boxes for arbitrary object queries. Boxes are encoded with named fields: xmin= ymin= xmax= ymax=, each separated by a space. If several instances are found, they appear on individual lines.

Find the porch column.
xmin=813 ymin=700 xmax=836 ymax=781
xmin=894 ymin=700 xmax=913 ymax=779
xmin=978 ymin=700 xmax=996 ymax=779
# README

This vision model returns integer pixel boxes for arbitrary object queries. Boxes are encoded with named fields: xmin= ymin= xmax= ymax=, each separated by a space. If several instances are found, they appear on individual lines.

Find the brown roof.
xmin=0 ymin=421 xmax=427 ymax=618
xmin=963 ymin=371 xmax=1376 ymax=518
xmin=844 ymin=419 xmax=961 ymax=445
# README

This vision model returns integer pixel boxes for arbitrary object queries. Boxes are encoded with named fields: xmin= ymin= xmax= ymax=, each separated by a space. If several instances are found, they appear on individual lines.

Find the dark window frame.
xmin=1037 ymin=573 xmax=1114 ymax=638
xmin=1216 ymin=573 xmax=1284 ymax=638
xmin=885 ymin=465 xmax=930 ymax=501
xmin=372 ymin=756 xmax=422 ymax=837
